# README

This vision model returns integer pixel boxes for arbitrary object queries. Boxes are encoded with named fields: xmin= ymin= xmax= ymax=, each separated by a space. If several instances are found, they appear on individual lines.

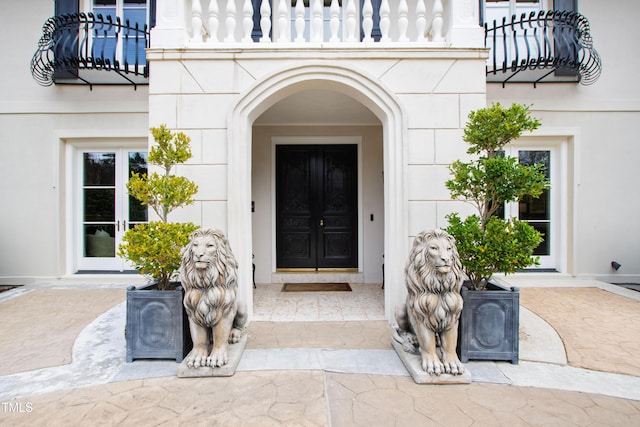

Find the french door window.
xmin=77 ymin=148 xmax=147 ymax=271
xmin=500 ymin=147 xmax=558 ymax=270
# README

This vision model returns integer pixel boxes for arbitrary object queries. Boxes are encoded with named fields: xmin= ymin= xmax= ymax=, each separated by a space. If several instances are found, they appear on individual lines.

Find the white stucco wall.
xmin=486 ymin=0 xmax=640 ymax=283
xmin=0 ymin=1 xmax=149 ymax=281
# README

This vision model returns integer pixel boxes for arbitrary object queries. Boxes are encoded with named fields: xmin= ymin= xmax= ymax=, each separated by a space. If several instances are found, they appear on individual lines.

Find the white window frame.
xmin=503 ymin=138 xmax=565 ymax=271
xmin=68 ymin=141 xmax=147 ymax=272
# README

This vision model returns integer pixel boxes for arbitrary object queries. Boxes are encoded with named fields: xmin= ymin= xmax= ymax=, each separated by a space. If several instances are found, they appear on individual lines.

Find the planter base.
xmin=177 ymin=334 xmax=247 ymax=378
xmin=458 ymin=282 xmax=520 ymax=364
xmin=391 ymin=339 xmax=472 ymax=384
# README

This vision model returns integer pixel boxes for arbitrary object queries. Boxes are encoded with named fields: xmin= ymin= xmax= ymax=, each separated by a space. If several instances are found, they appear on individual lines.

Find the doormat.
xmin=282 ymin=283 xmax=352 ymax=292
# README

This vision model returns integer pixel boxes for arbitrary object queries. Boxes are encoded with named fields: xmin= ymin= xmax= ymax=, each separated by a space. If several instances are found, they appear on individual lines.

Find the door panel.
xmin=77 ymin=148 xmax=147 ymax=271
xmin=317 ymin=145 xmax=357 ymax=268
xmin=503 ymin=147 xmax=557 ymax=270
xmin=277 ymin=146 xmax=316 ymax=268
xmin=276 ymin=144 xmax=357 ymax=269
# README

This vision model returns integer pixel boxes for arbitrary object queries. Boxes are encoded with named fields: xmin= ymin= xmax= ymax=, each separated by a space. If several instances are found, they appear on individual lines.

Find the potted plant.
xmin=119 ymin=124 xmax=199 ymax=362
xmin=445 ymin=103 xmax=548 ymax=364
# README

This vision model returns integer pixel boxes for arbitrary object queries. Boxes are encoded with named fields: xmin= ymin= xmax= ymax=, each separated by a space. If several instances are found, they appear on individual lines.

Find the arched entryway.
xmin=228 ymin=64 xmax=408 ymax=322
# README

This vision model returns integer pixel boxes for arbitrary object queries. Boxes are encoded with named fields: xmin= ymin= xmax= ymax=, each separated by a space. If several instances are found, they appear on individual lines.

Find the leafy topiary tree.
xmin=118 ymin=125 xmax=199 ymax=290
xmin=445 ymin=103 xmax=549 ymax=290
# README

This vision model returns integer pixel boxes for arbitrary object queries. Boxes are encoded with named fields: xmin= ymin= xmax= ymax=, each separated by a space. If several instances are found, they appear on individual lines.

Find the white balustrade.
xmin=329 ymin=0 xmax=340 ymax=43
xmin=176 ymin=0 xmax=477 ymax=46
xmin=431 ymin=0 xmax=445 ymax=42
xmin=362 ymin=0 xmax=373 ymax=43
xmin=191 ymin=0 xmax=204 ymax=42
xmin=276 ymin=0 xmax=288 ymax=42
xmin=415 ymin=0 xmax=427 ymax=43
xmin=344 ymin=0 xmax=357 ymax=42
xmin=259 ymin=0 xmax=271 ymax=43
xmin=310 ymin=0 xmax=323 ymax=43
xmin=294 ymin=0 xmax=305 ymax=43
xmin=224 ymin=0 xmax=237 ymax=42
xmin=242 ymin=0 xmax=254 ymax=42
xmin=208 ymin=0 xmax=219 ymax=42
xmin=379 ymin=0 xmax=390 ymax=43
xmin=397 ymin=0 xmax=409 ymax=42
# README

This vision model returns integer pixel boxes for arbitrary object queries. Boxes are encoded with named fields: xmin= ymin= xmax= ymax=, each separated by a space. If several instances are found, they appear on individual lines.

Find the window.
xmin=498 ymin=146 xmax=561 ymax=270
xmin=483 ymin=0 xmax=544 ymax=26
xmin=91 ymin=0 xmax=149 ymax=66
xmin=76 ymin=147 xmax=148 ymax=272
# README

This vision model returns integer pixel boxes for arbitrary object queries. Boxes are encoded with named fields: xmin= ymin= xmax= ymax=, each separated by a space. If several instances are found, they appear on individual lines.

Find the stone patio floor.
xmin=0 ymin=276 xmax=639 ymax=426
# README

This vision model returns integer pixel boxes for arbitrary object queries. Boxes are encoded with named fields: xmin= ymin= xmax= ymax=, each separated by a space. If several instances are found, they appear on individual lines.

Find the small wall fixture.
xmin=611 ymin=261 xmax=622 ymax=271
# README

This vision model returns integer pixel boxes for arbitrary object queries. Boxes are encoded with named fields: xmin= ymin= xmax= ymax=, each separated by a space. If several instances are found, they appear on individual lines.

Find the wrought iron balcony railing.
xmin=485 ymin=10 xmax=601 ymax=87
xmin=31 ymin=13 xmax=150 ymax=89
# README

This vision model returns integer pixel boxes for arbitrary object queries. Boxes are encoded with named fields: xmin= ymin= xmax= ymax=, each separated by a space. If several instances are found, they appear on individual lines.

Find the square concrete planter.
xmin=457 ymin=281 xmax=519 ymax=364
xmin=125 ymin=282 xmax=191 ymax=363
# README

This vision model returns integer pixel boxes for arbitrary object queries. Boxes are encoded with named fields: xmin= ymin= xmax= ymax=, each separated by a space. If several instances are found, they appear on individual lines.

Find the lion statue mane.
xmin=180 ymin=228 xmax=247 ymax=368
xmin=393 ymin=229 xmax=465 ymax=375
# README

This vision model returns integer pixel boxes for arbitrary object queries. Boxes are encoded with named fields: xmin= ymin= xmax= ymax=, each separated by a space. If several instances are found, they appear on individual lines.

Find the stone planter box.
xmin=457 ymin=281 xmax=519 ymax=364
xmin=125 ymin=282 xmax=191 ymax=363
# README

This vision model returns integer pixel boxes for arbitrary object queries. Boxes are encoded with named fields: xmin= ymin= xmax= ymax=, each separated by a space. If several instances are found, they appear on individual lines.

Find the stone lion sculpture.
xmin=393 ymin=229 xmax=465 ymax=375
xmin=180 ymin=228 xmax=247 ymax=369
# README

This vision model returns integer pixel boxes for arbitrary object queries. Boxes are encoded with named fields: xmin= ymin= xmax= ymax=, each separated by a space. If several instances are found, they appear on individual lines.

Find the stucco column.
xmin=447 ymin=0 xmax=484 ymax=48
xmin=151 ymin=0 xmax=187 ymax=48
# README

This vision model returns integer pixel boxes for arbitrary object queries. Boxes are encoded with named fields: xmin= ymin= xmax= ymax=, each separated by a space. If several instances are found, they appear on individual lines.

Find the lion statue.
xmin=180 ymin=228 xmax=247 ymax=369
xmin=393 ymin=229 xmax=465 ymax=375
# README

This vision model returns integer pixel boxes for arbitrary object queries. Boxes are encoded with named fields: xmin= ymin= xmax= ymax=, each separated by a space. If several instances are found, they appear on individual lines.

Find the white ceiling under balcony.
xmin=254 ymin=89 xmax=380 ymax=126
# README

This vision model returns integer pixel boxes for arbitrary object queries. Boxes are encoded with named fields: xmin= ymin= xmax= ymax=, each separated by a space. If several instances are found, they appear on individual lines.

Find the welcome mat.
xmin=282 ymin=283 xmax=352 ymax=292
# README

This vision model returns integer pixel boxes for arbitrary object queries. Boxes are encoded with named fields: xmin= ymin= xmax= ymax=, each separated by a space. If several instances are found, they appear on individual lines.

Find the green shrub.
xmin=445 ymin=103 xmax=548 ymax=290
xmin=118 ymin=124 xmax=199 ymax=290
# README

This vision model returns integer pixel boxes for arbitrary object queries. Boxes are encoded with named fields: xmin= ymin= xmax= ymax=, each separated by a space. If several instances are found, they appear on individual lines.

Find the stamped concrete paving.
xmin=0 ymin=289 xmax=125 ymax=376
xmin=2 ymin=281 xmax=640 ymax=426
xmin=520 ymin=287 xmax=640 ymax=376
xmin=246 ymin=321 xmax=391 ymax=350
xmin=2 ymin=371 xmax=640 ymax=426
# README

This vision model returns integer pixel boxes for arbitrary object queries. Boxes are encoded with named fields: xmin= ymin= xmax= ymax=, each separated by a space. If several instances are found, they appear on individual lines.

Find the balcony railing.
xmin=31 ymin=13 xmax=150 ymax=89
xmin=182 ymin=0 xmax=456 ymax=45
xmin=485 ymin=10 xmax=601 ymax=87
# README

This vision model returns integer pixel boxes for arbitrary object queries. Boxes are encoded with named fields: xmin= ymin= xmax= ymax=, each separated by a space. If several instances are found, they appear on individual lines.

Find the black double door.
xmin=276 ymin=144 xmax=358 ymax=269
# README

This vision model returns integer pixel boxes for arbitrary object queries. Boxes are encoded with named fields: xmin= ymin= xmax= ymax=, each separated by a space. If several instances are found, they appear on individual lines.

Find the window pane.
xmin=128 ymin=151 xmax=148 ymax=222
xmin=84 ymin=224 xmax=115 ymax=257
xmin=84 ymin=153 xmax=115 ymax=186
xmin=518 ymin=150 xmax=551 ymax=257
xmin=518 ymin=150 xmax=550 ymax=178
xmin=84 ymin=189 xmax=116 ymax=221
xmin=123 ymin=4 xmax=147 ymax=65
xmin=530 ymin=222 xmax=550 ymax=256
xmin=519 ymin=189 xmax=549 ymax=221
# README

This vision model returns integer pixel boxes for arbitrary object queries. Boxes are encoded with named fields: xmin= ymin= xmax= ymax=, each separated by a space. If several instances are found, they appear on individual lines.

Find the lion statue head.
xmin=405 ymin=228 xmax=463 ymax=298
xmin=180 ymin=228 xmax=238 ymax=292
